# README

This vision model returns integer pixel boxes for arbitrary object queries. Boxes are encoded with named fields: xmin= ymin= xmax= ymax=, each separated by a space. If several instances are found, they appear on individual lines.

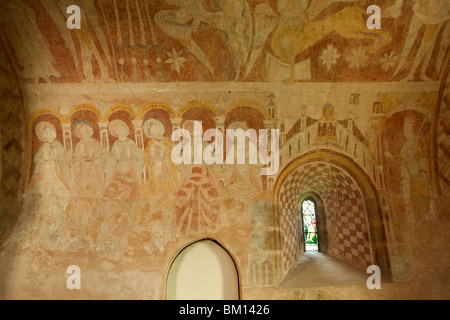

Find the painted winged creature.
xmin=267 ymin=0 xmax=392 ymax=83
xmin=155 ymin=0 xmax=393 ymax=83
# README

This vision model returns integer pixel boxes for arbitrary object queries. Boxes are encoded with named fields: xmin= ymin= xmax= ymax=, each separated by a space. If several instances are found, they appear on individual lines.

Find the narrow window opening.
xmin=302 ymin=199 xmax=318 ymax=252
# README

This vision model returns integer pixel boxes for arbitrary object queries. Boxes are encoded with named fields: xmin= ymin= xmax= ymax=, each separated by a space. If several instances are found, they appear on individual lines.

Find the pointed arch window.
xmin=302 ymin=199 xmax=318 ymax=252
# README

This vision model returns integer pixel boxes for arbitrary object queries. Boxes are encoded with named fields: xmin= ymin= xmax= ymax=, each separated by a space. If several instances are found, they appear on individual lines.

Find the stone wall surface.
xmin=0 ymin=0 xmax=449 ymax=299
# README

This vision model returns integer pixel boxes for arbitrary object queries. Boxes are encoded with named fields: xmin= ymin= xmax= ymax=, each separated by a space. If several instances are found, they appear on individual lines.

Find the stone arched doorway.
xmin=166 ymin=240 xmax=240 ymax=300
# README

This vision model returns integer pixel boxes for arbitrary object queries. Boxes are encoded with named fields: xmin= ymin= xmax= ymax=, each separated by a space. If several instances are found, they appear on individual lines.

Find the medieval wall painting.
xmin=0 ymin=0 xmax=449 ymax=299
xmin=383 ymin=111 xmax=435 ymax=223
xmin=9 ymin=78 xmax=442 ymax=292
xmin=0 ymin=0 xmax=448 ymax=84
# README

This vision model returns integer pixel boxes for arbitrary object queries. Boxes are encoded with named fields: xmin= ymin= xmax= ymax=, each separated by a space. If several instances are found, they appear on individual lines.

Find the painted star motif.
xmin=165 ymin=48 xmax=188 ymax=74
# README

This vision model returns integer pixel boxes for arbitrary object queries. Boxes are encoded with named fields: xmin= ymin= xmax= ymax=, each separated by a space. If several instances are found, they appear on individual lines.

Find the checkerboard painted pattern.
xmin=278 ymin=162 xmax=374 ymax=273
xmin=437 ymin=107 xmax=450 ymax=197
xmin=0 ymin=47 xmax=26 ymax=199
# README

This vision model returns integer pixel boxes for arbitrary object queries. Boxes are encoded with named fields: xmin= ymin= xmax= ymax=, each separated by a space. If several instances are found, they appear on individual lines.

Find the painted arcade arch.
xmin=166 ymin=239 xmax=240 ymax=300
xmin=103 ymin=104 xmax=137 ymax=123
xmin=136 ymin=103 xmax=175 ymax=120
xmin=176 ymin=100 xmax=218 ymax=119
xmin=274 ymin=150 xmax=391 ymax=278
xmin=107 ymin=109 xmax=136 ymax=148
xmin=224 ymin=106 xmax=266 ymax=131
xmin=68 ymin=104 xmax=103 ymax=122
xmin=225 ymin=100 xmax=271 ymax=121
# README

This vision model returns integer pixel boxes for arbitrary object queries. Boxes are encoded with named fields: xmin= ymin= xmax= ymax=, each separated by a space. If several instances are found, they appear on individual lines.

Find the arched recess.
xmin=274 ymin=150 xmax=391 ymax=279
xmin=166 ymin=239 xmax=240 ymax=300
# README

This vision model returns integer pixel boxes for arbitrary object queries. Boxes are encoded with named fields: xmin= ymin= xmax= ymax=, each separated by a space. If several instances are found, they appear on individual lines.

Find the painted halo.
xmin=143 ymin=118 xmax=165 ymax=139
xmin=35 ymin=121 xmax=56 ymax=142
xmin=108 ymin=119 xmax=130 ymax=139
xmin=72 ymin=120 xmax=93 ymax=139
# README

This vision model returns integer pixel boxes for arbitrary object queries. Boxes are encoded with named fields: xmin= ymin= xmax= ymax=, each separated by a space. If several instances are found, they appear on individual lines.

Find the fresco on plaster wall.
xmin=5 ymin=88 xmax=443 ymax=292
xmin=70 ymin=120 xmax=105 ymax=200
xmin=222 ymin=121 xmax=264 ymax=202
xmin=141 ymin=118 xmax=178 ymax=199
xmin=1 ymin=0 xmax=447 ymax=290
xmin=28 ymin=121 xmax=70 ymax=199
xmin=23 ymin=117 xmax=71 ymax=251
xmin=434 ymin=78 xmax=450 ymax=198
xmin=17 ymin=105 xmax=272 ymax=257
xmin=16 ymin=87 xmax=445 ymax=252
xmin=175 ymin=119 xmax=221 ymax=237
xmin=0 ymin=43 xmax=26 ymax=201
xmin=104 ymin=120 xmax=143 ymax=201
xmin=0 ymin=0 xmax=60 ymax=82
xmin=0 ymin=0 xmax=448 ymax=83
xmin=383 ymin=111 xmax=436 ymax=223
xmin=139 ymin=118 xmax=178 ymax=251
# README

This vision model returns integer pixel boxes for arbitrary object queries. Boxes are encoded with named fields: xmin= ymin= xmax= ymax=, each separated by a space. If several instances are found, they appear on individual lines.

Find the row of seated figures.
xmin=28 ymin=114 xmax=278 ymax=206
xmin=22 ymin=114 xmax=279 ymax=254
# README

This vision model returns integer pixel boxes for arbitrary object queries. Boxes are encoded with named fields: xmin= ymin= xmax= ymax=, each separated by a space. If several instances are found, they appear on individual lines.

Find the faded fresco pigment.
xmin=0 ymin=0 xmax=449 ymax=300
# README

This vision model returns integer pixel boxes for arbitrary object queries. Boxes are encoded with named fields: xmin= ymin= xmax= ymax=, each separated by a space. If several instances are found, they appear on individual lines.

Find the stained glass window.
xmin=302 ymin=199 xmax=318 ymax=252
